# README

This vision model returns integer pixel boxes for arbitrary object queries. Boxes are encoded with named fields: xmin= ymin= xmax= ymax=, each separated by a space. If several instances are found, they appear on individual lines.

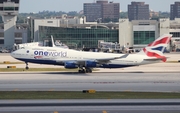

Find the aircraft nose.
xmin=10 ymin=51 xmax=15 ymax=57
xmin=10 ymin=50 xmax=17 ymax=58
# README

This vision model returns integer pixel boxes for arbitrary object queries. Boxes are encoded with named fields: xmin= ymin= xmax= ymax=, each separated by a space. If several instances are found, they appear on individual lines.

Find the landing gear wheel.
xmin=78 ymin=68 xmax=86 ymax=73
xmin=85 ymin=68 xmax=92 ymax=73
xmin=82 ymin=69 xmax=86 ymax=73
xmin=25 ymin=66 xmax=29 ymax=70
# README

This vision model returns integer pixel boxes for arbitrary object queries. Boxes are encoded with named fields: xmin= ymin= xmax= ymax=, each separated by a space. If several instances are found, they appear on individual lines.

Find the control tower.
xmin=0 ymin=0 xmax=20 ymax=49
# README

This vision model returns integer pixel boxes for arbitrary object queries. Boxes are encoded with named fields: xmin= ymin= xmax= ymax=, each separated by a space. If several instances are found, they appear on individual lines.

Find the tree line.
xmin=0 ymin=11 xmax=170 ymax=23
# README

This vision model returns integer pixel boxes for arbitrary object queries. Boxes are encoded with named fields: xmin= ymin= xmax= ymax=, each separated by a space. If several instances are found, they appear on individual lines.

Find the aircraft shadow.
xmin=44 ymin=72 xmax=92 ymax=76
xmin=0 ymin=72 xmax=92 ymax=76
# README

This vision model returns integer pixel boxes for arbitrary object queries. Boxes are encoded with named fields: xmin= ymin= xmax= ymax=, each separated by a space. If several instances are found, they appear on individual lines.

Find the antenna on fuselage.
xmin=51 ymin=35 xmax=55 ymax=47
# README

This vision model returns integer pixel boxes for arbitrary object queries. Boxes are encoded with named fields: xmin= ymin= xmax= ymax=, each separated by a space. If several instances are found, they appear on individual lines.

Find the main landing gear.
xmin=25 ymin=62 xmax=29 ymax=70
xmin=78 ymin=67 xmax=92 ymax=73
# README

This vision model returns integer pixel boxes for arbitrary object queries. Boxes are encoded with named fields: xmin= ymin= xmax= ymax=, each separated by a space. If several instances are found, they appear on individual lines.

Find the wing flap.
xmin=55 ymin=54 xmax=129 ymax=64
xmin=96 ymin=54 xmax=129 ymax=62
xmin=55 ymin=58 xmax=115 ymax=64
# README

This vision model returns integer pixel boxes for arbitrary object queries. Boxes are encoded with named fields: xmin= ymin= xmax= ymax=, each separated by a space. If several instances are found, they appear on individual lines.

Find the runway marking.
xmin=13 ymin=89 xmax=19 ymax=91
xmin=124 ymin=90 xmax=132 ymax=92
xmin=102 ymin=110 xmax=107 ymax=113
xmin=93 ymin=82 xmax=115 ymax=84
xmin=8 ymin=100 xmax=15 ymax=102
xmin=49 ymin=88 xmax=55 ymax=91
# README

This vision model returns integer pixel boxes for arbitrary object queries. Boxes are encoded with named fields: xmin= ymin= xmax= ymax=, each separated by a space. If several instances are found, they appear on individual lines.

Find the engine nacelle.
xmin=85 ymin=61 xmax=97 ymax=68
xmin=64 ymin=62 xmax=78 ymax=69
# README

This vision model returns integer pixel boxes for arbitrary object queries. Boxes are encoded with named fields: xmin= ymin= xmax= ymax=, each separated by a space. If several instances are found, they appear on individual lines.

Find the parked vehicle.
xmin=0 ymin=49 xmax=10 ymax=53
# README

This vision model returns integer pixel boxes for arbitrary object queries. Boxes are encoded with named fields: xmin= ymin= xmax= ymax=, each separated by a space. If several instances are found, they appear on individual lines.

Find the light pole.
xmin=94 ymin=19 xmax=97 ymax=29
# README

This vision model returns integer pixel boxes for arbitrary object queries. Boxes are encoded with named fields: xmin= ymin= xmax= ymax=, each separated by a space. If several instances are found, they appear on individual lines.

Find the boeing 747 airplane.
xmin=11 ymin=34 xmax=172 ymax=73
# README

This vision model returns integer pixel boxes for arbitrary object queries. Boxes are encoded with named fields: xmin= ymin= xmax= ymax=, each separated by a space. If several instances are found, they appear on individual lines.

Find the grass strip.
xmin=0 ymin=91 xmax=180 ymax=99
xmin=166 ymin=61 xmax=179 ymax=63
xmin=0 ymin=62 xmax=24 ymax=64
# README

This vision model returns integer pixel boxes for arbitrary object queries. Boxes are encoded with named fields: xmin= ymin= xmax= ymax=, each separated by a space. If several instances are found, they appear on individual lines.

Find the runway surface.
xmin=0 ymin=72 xmax=180 ymax=92
xmin=0 ymin=99 xmax=180 ymax=113
xmin=1 ymin=106 xmax=180 ymax=113
xmin=1 ymin=53 xmax=180 ymax=113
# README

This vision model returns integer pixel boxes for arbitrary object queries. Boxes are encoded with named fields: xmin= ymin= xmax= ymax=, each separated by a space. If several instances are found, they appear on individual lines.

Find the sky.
xmin=19 ymin=0 xmax=178 ymax=13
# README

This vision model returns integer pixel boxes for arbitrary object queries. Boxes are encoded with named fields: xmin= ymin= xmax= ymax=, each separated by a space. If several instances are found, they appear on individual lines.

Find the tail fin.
xmin=137 ymin=34 xmax=172 ymax=62
xmin=51 ymin=35 xmax=56 ymax=47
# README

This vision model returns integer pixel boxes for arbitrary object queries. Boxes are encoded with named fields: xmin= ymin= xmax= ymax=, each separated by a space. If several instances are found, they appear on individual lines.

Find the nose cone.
xmin=10 ymin=51 xmax=15 ymax=58
xmin=10 ymin=50 xmax=18 ymax=58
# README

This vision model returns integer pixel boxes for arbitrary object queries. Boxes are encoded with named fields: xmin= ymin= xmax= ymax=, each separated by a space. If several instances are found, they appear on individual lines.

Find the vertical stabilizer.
xmin=137 ymin=34 xmax=172 ymax=62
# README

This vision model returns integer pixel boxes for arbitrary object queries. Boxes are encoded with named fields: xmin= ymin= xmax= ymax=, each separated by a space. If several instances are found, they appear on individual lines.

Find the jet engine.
xmin=85 ymin=61 xmax=97 ymax=68
xmin=64 ymin=62 xmax=78 ymax=69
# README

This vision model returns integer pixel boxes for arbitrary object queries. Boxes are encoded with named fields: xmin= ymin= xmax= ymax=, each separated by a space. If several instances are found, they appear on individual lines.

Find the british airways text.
xmin=34 ymin=51 xmax=67 ymax=57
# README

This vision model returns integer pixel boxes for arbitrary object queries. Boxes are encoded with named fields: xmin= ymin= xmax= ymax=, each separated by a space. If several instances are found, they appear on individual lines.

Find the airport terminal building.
xmin=30 ymin=15 xmax=119 ymax=48
xmin=39 ymin=26 xmax=119 ymax=48
xmin=0 ymin=0 xmax=180 ymax=52
xmin=34 ymin=17 xmax=180 ymax=51
xmin=0 ymin=0 xmax=180 ymax=51
xmin=1 ymin=11 xmax=180 ymax=51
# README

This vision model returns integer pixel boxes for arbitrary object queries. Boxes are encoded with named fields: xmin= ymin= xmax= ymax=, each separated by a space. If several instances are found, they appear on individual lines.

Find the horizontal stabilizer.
xmin=143 ymin=57 xmax=167 ymax=62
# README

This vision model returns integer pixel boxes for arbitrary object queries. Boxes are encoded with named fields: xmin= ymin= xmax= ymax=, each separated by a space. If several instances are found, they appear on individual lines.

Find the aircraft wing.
xmin=55 ymin=54 xmax=129 ymax=64
xmin=95 ymin=54 xmax=129 ymax=63
xmin=96 ymin=56 xmax=124 ymax=61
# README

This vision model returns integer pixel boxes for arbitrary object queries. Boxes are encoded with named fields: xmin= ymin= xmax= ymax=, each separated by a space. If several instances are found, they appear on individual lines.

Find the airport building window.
xmin=170 ymin=32 xmax=180 ymax=37
xmin=0 ymin=0 xmax=7 ymax=3
xmin=0 ymin=0 xmax=19 ymax=3
xmin=47 ymin=21 xmax=53 ymax=23
xmin=39 ymin=26 xmax=118 ymax=48
xmin=0 ymin=39 xmax=4 ymax=44
xmin=2 ymin=6 xmax=18 ymax=11
xmin=15 ymin=39 xmax=22 ymax=44
xmin=11 ymin=0 xmax=20 ymax=3
xmin=134 ymin=31 xmax=155 ymax=45
xmin=15 ymin=7 xmax=19 ymax=11
xmin=0 ymin=33 xmax=4 ymax=37
xmin=15 ymin=33 xmax=22 ymax=37
xmin=0 ymin=7 xmax=3 ymax=11
xmin=4 ymin=7 xmax=15 ymax=11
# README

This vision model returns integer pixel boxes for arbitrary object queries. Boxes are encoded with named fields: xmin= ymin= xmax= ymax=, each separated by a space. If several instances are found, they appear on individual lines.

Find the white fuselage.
xmin=11 ymin=46 xmax=161 ymax=68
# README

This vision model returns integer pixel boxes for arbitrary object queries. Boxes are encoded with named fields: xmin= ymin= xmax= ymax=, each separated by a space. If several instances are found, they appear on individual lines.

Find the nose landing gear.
xmin=25 ymin=62 xmax=29 ymax=70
